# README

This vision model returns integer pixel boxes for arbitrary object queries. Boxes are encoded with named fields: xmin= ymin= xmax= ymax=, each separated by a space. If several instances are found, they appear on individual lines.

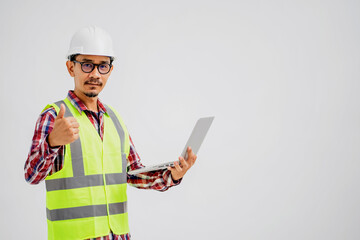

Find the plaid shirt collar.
xmin=67 ymin=90 xmax=107 ymax=114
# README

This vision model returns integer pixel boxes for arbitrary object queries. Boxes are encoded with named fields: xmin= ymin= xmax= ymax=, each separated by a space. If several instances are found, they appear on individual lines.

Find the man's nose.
xmin=89 ymin=66 xmax=101 ymax=78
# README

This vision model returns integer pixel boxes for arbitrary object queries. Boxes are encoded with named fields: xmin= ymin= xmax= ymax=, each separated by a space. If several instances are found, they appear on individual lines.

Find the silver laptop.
xmin=128 ymin=116 xmax=214 ymax=175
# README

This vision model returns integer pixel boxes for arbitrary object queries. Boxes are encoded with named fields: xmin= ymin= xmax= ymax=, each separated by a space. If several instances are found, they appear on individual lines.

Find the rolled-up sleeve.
xmin=24 ymin=108 xmax=63 ymax=184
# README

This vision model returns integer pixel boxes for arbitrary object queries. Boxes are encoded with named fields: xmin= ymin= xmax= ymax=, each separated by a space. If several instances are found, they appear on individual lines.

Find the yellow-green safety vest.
xmin=44 ymin=98 xmax=130 ymax=240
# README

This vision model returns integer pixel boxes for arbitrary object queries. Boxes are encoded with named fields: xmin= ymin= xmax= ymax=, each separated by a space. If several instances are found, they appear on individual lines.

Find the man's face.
xmin=66 ymin=55 xmax=113 ymax=98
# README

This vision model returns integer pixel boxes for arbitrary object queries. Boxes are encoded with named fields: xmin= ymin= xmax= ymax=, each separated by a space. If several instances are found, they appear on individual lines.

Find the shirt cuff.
xmin=164 ymin=169 xmax=182 ymax=187
xmin=45 ymin=135 xmax=62 ymax=155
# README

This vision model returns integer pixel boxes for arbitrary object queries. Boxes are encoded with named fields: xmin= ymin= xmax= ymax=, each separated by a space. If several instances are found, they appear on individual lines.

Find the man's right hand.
xmin=48 ymin=104 xmax=80 ymax=147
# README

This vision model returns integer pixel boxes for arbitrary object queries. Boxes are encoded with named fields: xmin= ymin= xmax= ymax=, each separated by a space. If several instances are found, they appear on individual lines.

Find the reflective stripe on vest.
xmin=45 ymin=100 xmax=128 ymax=221
xmin=47 ymin=202 xmax=127 ymax=221
xmin=46 ymin=173 xmax=126 ymax=191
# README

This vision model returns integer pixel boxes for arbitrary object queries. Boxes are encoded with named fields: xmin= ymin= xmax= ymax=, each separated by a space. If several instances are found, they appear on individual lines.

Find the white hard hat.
xmin=67 ymin=26 xmax=115 ymax=60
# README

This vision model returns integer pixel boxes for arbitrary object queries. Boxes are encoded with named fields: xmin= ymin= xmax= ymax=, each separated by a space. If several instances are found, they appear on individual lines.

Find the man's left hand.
xmin=168 ymin=147 xmax=197 ymax=181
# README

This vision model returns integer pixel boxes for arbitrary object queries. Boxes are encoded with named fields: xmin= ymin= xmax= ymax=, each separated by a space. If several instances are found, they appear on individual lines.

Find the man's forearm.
xmin=24 ymin=137 xmax=62 ymax=184
xmin=24 ymin=108 xmax=61 ymax=184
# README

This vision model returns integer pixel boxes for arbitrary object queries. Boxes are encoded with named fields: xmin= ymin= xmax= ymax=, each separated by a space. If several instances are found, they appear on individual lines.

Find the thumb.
xmin=57 ymin=104 xmax=66 ymax=119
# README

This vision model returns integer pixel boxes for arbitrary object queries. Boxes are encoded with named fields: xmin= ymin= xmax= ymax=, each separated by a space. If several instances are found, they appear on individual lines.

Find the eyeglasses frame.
xmin=72 ymin=60 xmax=112 ymax=75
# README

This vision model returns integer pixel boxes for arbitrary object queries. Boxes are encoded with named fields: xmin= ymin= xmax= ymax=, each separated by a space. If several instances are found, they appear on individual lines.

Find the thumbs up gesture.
xmin=48 ymin=104 xmax=80 ymax=147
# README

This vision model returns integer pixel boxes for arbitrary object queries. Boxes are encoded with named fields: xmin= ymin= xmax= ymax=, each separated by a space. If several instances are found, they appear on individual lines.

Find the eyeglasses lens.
xmin=82 ymin=63 xmax=94 ymax=73
xmin=98 ymin=64 xmax=110 ymax=74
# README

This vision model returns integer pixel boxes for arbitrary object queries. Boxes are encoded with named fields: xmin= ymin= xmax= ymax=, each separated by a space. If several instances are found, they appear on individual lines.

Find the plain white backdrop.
xmin=1 ymin=0 xmax=360 ymax=239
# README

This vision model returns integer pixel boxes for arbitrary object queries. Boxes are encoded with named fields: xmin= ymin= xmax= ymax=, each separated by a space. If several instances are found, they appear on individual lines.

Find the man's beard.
xmin=84 ymin=92 xmax=98 ymax=98
xmin=84 ymin=78 xmax=102 ymax=98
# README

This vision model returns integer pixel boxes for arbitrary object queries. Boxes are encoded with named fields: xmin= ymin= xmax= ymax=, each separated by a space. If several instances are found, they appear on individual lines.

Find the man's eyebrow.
xmin=81 ymin=58 xmax=110 ymax=64
xmin=81 ymin=58 xmax=93 ymax=62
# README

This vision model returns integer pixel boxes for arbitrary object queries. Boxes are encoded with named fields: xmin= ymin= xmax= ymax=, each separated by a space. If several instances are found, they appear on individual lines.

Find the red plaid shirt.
xmin=24 ymin=91 xmax=180 ymax=240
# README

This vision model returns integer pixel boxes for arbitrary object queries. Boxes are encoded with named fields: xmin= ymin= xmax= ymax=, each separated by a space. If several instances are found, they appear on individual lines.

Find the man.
xmin=24 ymin=26 xmax=197 ymax=240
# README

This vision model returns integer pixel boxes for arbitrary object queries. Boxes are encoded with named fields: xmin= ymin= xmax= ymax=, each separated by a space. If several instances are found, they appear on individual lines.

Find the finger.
xmin=73 ymin=132 xmax=80 ymax=140
xmin=72 ymin=128 xmax=80 ymax=134
xmin=180 ymin=157 xmax=189 ymax=169
xmin=191 ymin=155 xmax=197 ymax=166
xmin=187 ymin=146 xmax=194 ymax=156
xmin=190 ymin=154 xmax=197 ymax=166
xmin=65 ymin=118 xmax=79 ymax=128
xmin=174 ymin=160 xmax=182 ymax=172
xmin=178 ymin=156 xmax=185 ymax=167
xmin=67 ymin=117 xmax=78 ymax=123
xmin=70 ymin=120 xmax=80 ymax=128
xmin=187 ymin=147 xmax=196 ymax=163
xmin=57 ymin=104 xmax=66 ymax=119
xmin=186 ymin=146 xmax=193 ymax=160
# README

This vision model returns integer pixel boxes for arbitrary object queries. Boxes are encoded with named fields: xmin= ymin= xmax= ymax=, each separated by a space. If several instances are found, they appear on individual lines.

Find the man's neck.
xmin=74 ymin=90 xmax=99 ymax=112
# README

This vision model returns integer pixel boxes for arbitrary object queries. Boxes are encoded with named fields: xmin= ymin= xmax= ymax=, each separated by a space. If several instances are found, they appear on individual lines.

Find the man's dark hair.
xmin=68 ymin=54 xmax=78 ymax=62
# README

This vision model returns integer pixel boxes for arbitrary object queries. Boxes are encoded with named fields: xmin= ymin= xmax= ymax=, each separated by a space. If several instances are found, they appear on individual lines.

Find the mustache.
xmin=85 ymin=78 xmax=103 ymax=86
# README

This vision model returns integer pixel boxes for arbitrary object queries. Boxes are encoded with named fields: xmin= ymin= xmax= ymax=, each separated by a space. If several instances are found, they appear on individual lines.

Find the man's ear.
xmin=66 ymin=60 xmax=75 ymax=77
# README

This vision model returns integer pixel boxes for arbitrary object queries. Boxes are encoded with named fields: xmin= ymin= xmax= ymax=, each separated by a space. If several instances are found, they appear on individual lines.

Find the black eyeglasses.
xmin=73 ymin=60 xmax=112 ymax=74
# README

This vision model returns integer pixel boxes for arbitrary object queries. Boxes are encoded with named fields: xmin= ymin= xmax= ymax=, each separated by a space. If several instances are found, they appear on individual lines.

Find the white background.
xmin=1 ymin=0 xmax=360 ymax=239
